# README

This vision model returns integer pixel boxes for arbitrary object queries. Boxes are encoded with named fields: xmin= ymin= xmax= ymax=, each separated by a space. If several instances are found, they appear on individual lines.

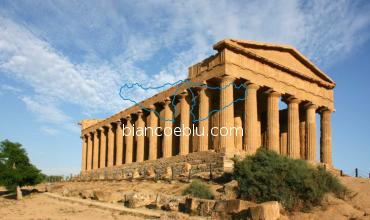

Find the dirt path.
xmin=0 ymin=192 xmax=148 ymax=220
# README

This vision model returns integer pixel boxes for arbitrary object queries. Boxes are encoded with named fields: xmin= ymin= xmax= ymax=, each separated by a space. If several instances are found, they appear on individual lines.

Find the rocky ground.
xmin=0 ymin=176 xmax=369 ymax=220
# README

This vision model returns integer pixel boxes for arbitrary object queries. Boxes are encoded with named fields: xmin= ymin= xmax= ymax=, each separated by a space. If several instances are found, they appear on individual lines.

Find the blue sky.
xmin=0 ymin=0 xmax=370 ymax=176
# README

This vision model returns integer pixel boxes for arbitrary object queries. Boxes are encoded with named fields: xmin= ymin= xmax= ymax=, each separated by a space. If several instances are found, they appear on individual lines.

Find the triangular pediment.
xmin=214 ymin=39 xmax=335 ymax=88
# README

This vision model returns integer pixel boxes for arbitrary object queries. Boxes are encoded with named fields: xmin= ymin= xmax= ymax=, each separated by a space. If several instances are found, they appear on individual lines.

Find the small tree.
xmin=0 ymin=140 xmax=45 ymax=199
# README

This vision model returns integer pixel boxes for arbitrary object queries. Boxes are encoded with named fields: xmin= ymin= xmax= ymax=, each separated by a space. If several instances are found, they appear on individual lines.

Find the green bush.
xmin=233 ymin=148 xmax=347 ymax=211
xmin=182 ymin=179 xmax=214 ymax=199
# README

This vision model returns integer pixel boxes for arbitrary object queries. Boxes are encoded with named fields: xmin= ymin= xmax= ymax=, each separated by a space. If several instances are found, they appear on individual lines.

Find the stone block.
xmin=217 ymin=180 xmax=238 ymax=200
xmin=146 ymin=166 xmax=156 ymax=179
xmin=185 ymin=197 xmax=216 ymax=216
xmin=93 ymin=190 xmax=124 ymax=203
xmin=126 ymin=192 xmax=156 ymax=208
xmin=79 ymin=189 xmax=94 ymax=199
xmin=214 ymin=199 xmax=256 ymax=214
xmin=249 ymin=201 xmax=280 ymax=220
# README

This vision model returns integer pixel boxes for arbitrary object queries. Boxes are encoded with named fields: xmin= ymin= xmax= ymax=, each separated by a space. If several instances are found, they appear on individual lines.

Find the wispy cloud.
xmin=0 ymin=0 xmax=369 ymax=134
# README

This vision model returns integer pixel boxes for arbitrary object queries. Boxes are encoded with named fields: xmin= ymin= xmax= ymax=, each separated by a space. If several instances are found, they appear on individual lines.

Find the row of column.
xmin=81 ymin=75 xmax=333 ymax=172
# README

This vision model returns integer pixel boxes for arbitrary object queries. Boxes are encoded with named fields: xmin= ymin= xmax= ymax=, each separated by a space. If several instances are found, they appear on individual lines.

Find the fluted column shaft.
xmin=86 ymin=133 xmax=93 ymax=171
xmin=198 ymin=84 xmax=209 ymax=152
xmin=81 ymin=136 xmax=87 ymax=172
xmin=266 ymin=90 xmax=280 ymax=153
xmin=93 ymin=131 xmax=99 ymax=170
xmin=148 ymin=105 xmax=158 ymax=160
xmin=99 ymin=128 xmax=106 ymax=168
xmin=306 ymin=104 xmax=317 ymax=161
xmin=245 ymin=82 xmax=260 ymax=155
xmin=163 ymin=99 xmax=173 ymax=158
xmin=287 ymin=97 xmax=300 ymax=158
xmin=299 ymin=112 xmax=306 ymax=159
xmin=136 ymin=111 xmax=145 ymax=162
xmin=115 ymin=120 xmax=123 ymax=166
xmin=179 ymin=92 xmax=190 ymax=155
xmin=320 ymin=109 xmax=332 ymax=165
xmin=125 ymin=117 xmax=134 ymax=164
xmin=219 ymin=76 xmax=235 ymax=157
xmin=107 ymin=124 xmax=115 ymax=167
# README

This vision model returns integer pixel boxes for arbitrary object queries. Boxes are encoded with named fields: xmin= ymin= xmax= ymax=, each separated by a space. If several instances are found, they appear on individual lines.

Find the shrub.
xmin=182 ymin=179 xmax=214 ymax=199
xmin=233 ymin=148 xmax=347 ymax=211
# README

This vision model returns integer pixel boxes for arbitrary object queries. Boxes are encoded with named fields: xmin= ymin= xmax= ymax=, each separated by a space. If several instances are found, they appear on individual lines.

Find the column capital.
xmin=137 ymin=110 xmax=143 ymax=116
xmin=318 ymin=106 xmax=333 ymax=114
xmin=304 ymin=102 xmax=317 ymax=110
xmin=178 ymin=90 xmax=188 ymax=98
xmin=245 ymin=81 xmax=260 ymax=90
xmin=265 ymin=89 xmax=281 ymax=97
xmin=115 ymin=119 xmax=123 ymax=126
xmin=220 ymin=75 xmax=235 ymax=84
xmin=147 ymin=104 xmax=156 ymax=110
xmin=161 ymin=97 xmax=172 ymax=106
xmin=125 ymin=115 xmax=132 ymax=121
xmin=286 ymin=95 xmax=300 ymax=104
xmin=107 ymin=123 xmax=114 ymax=129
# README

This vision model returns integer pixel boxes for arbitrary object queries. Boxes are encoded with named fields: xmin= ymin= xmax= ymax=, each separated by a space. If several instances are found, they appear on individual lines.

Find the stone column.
xmin=99 ymin=127 xmax=106 ymax=168
xmin=299 ymin=110 xmax=306 ymax=159
xmin=245 ymin=82 xmax=260 ymax=155
xmin=219 ymin=75 xmax=235 ymax=157
xmin=107 ymin=124 xmax=115 ymax=167
xmin=115 ymin=120 xmax=123 ymax=166
xmin=136 ymin=110 xmax=145 ymax=162
xmin=280 ymin=132 xmax=288 ymax=155
xmin=198 ymin=83 xmax=209 ymax=152
xmin=306 ymin=103 xmax=317 ymax=162
xmin=81 ymin=135 xmax=87 ymax=172
xmin=179 ymin=92 xmax=190 ymax=155
xmin=93 ymin=130 xmax=99 ymax=170
xmin=287 ymin=97 xmax=300 ymax=158
xmin=320 ymin=109 xmax=332 ymax=165
xmin=162 ymin=98 xmax=173 ymax=158
xmin=147 ymin=105 xmax=158 ymax=160
xmin=266 ymin=89 xmax=280 ymax=153
xmin=125 ymin=116 xmax=134 ymax=164
xmin=86 ymin=133 xmax=93 ymax=171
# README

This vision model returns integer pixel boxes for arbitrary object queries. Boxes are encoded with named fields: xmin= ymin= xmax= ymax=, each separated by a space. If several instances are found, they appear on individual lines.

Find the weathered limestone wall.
xmin=81 ymin=151 xmax=225 ymax=181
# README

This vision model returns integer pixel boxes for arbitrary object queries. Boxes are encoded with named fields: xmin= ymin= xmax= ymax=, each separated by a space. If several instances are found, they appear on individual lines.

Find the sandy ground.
xmin=0 ymin=191 xmax=147 ymax=220
xmin=0 ymin=176 xmax=369 ymax=220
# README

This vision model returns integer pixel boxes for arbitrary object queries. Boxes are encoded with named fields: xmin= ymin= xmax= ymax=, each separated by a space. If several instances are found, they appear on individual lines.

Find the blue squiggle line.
xmin=118 ymin=80 xmax=247 ymax=122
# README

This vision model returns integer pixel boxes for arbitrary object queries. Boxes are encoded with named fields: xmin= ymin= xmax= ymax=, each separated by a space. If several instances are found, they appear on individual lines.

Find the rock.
xmin=126 ymin=193 xmax=156 ymax=208
xmin=132 ymin=169 xmax=140 ymax=179
xmin=185 ymin=197 xmax=216 ymax=216
xmin=146 ymin=167 xmax=156 ymax=179
xmin=93 ymin=190 xmax=123 ymax=203
xmin=163 ymin=167 xmax=173 ymax=180
xmin=249 ymin=201 xmax=280 ymax=220
xmin=162 ymin=199 xmax=180 ymax=211
xmin=161 ymin=195 xmax=184 ymax=211
xmin=62 ymin=188 xmax=78 ymax=197
xmin=217 ymin=180 xmax=238 ymax=200
xmin=79 ymin=189 xmax=94 ymax=199
xmin=214 ymin=199 xmax=256 ymax=214
xmin=179 ymin=163 xmax=192 ymax=177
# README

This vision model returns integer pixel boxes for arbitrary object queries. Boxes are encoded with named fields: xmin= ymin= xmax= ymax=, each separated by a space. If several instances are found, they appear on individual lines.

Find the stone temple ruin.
xmin=79 ymin=39 xmax=335 ymax=180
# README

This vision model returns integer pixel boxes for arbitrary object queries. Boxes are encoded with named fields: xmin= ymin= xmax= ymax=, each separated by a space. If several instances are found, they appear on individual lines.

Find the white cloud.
xmin=40 ymin=126 xmax=60 ymax=136
xmin=0 ymin=84 xmax=22 ymax=93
